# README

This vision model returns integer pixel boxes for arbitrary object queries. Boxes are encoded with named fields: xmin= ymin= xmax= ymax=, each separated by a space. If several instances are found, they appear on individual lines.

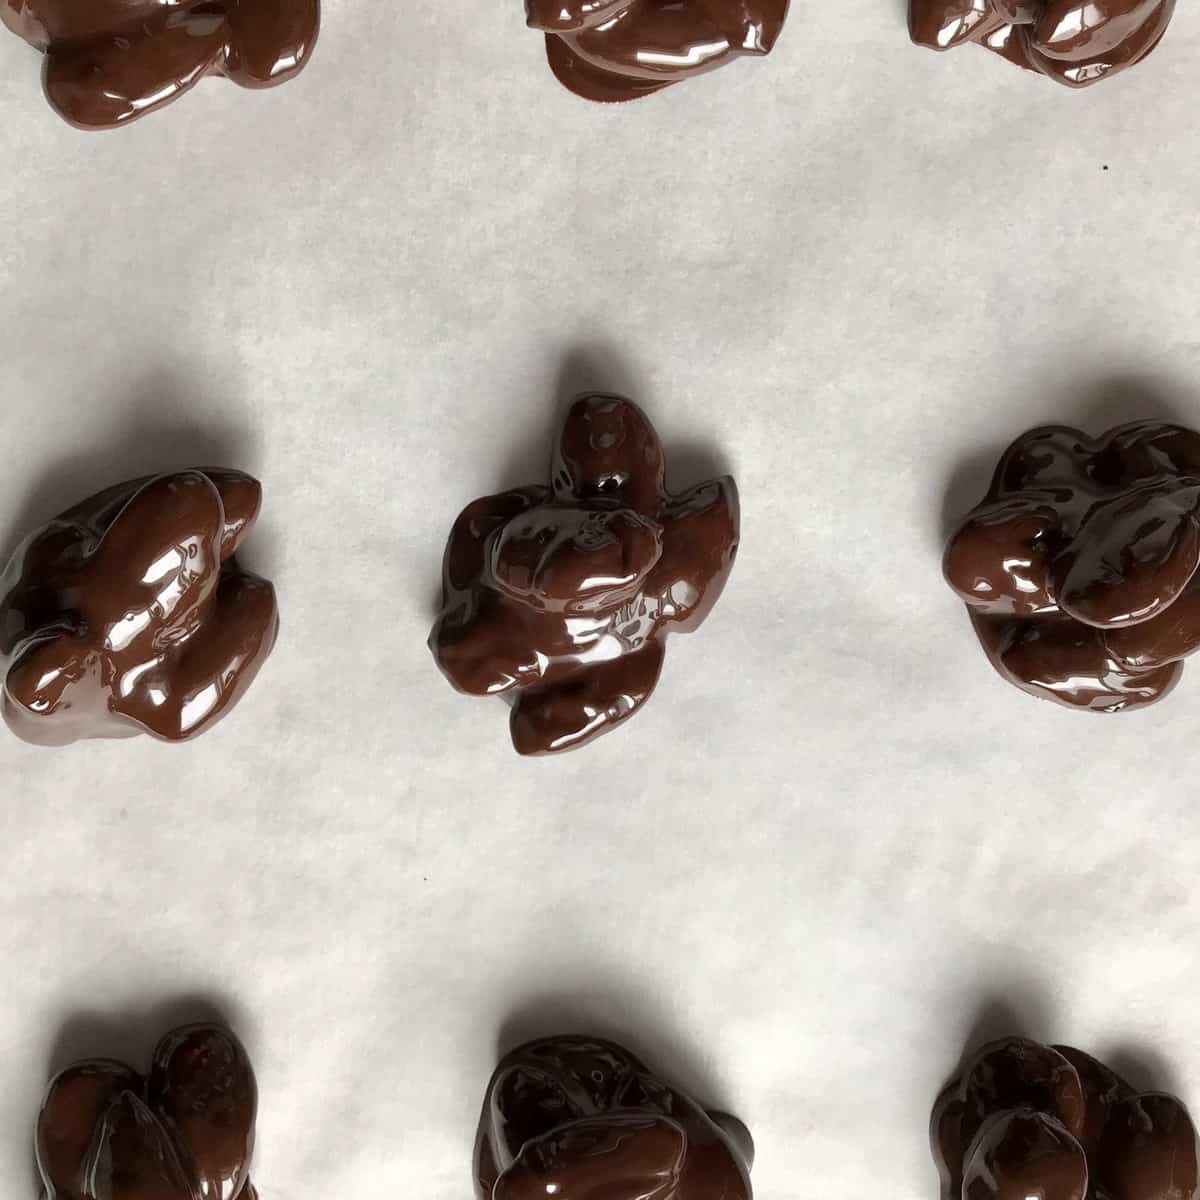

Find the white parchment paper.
xmin=2 ymin=2 xmax=1200 ymax=1198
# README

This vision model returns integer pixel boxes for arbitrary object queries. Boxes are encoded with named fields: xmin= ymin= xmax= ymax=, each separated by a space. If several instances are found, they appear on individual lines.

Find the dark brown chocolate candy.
xmin=1 ymin=468 xmax=278 ymax=744
xmin=475 ymin=1036 xmax=753 ymax=1200
xmin=429 ymin=393 xmax=739 ymax=755
xmin=2 ymin=0 xmax=318 ymax=129
xmin=943 ymin=421 xmax=1200 ymax=712
xmin=909 ymin=0 xmax=1174 ymax=86
xmin=933 ymin=1038 xmax=1198 ymax=1200
xmin=37 ymin=1024 xmax=257 ymax=1200
xmin=526 ymin=0 xmax=788 ymax=101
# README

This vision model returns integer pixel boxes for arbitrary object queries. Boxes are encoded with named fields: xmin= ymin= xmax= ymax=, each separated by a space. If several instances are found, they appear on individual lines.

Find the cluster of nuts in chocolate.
xmin=475 ymin=1035 xmax=753 ymax=1200
xmin=429 ymin=393 xmax=739 ymax=755
xmin=943 ymin=421 xmax=1200 ymax=713
xmin=37 ymin=1024 xmax=257 ymax=1200
xmin=1 ymin=0 xmax=319 ymax=128
xmin=0 ymin=0 xmax=1176 ymax=130
xmin=908 ymin=0 xmax=1175 ymax=86
xmin=6 ymin=412 xmax=1198 ymax=749
xmin=29 ymin=1024 xmax=1200 ymax=1200
xmin=1 ymin=469 xmax=278 ymax=745
xmin=526 ymin=0 xmax=789 ymax=101
xmin=933 ymin=1036 xmax=1199 ymax=1200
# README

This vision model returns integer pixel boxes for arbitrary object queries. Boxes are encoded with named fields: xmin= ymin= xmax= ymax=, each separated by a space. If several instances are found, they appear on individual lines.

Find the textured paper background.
xmin=2 ymin=3 xmax=1200 ymax=1198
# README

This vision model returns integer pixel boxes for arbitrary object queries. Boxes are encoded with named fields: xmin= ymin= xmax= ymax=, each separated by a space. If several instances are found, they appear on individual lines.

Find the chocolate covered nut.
xmin=37 ymin=1024 xmax=257 ymax=1200
xmin=1099 ymin=1094 xmax=1200 ymax=1200
xmin=475 ymin=1036 xmax=752 ymax=1200
xmin=943 ymin=422 xmax=1200 ymax=712
xmin=961 ymin=1110 xmax=1088 ymax=1200
xmin=934 ymin=1038 xmax=1199 ymax=1200
xmin=2 ymin=0 xmax=318 ymax=129
xmin=527 ymin=0 xmax=788 ymax=101
xmin=908 ymin=0 xmax=1174 ymax=86
xmin=429 ymin=393 xmax=739 ymax=755
xmin=1 ymin=469 xmax=278 ymax=744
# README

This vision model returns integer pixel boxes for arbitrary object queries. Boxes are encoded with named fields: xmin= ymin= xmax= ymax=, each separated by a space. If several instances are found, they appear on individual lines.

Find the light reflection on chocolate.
xmin=2 ymin=0 xmax=318 ymax=128
xmin=909 ymin=0 xmax=1174 ymax=86
xmin=475 ymin=1036 xmax=753 ymax=1200
xmin=527 ymin=0 xmax=788 ymax=101
xmin=944 ymin=421 xmax=1200 ymax=711
xmin=430 ymin=394 xmax=738 ymax=754
xmin=1 ymin=468 xmax=278 ymax=744
xmin=37 ymin=1024 xmax=258 ymax=1200
xmin=933 ymin=1038 xmax=1199 ymax=1200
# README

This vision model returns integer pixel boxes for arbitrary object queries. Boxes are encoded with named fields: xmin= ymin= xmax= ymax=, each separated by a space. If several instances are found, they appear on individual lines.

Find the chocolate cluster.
xmin=2 ymin=0 xmax=319 ymax=129
xmin=909 ymin=0 xmax=1175 ymax=87
xmin=933 ymin=1037 xmax=1198 ymax=1200
xmin=944 ymin=421 xmax=1200 ymax=712
xmin=1 ymin=468 xmax=278 ymax=744
xmin=430 ymin=393 xmax=739 ymax=754
xmin=526 ymin=0 xmax=788 ymax=101
xmin=37 ymin=1024 xmax=257 ymax=1200
xmin=475 ymin=1035 xmax=753 ymax=1200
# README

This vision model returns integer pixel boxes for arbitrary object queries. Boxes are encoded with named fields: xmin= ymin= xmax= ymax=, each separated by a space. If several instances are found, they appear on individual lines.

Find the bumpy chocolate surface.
xmin=933 ymin=1037 xmax=1198 ymax=1200
xmin=2 ymin=0 xmax=318 ymax=128
xmin=526 ymin=0 xmax=787 ymax=101
xmin=1 ymin=468 xmax=278 ymax=744
xmin=475 ymin=1036 xmax=753 ymax=1200
xmin=37 ymin=1024 xmax=257 ymax=1200
xmin=430 ymin=394 xmax=739 ymax=755
xmin=909 ymin=0 xmax=1174 ymax=87
xmin=944 ymin=422 xmax=1200 ymax=712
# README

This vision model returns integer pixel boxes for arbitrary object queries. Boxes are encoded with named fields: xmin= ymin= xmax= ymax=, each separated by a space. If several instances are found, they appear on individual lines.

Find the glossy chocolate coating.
xmin=2 ymin=0 xmax=318 ymax=129
xmin=908 ymin=0 xmax=1174 ymax=86
xmin=527 ymin=0 xmax=788 ymax=101
xmin=933 ymin=1038 xmax=1198 ymax=1200
xmin=37 ymin=1024 xmax=257 ymax=1200
xmin=1 ymin=468 xmax=278 ymax=744
xmin=943 ymin=422 xmax=1200 ymax=712
xmin=430 ymin=393 xmax=739 ymax=755
xmin=475 ymin=1036 xmax=753 ymax=1200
